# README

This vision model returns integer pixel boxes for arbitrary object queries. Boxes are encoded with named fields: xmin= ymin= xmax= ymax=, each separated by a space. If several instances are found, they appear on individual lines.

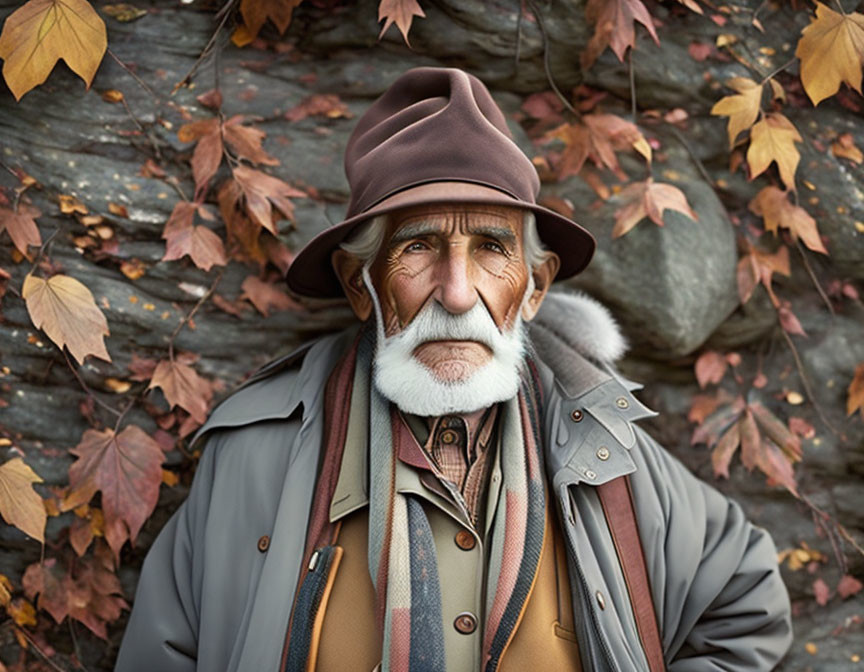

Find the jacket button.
xmin=596 ymin=446 xmax=610 ymax=461
xmin=616 ymin=397 xmax=629 ymax=409
xmin=455 ymin=530 xmax=476 ymax=550
xmin=257 ymin=535 xmax=270 ymax=552
xmin=454 ymin=612 xmax=477 ymax=634
xmin=584 ymin=469 xmax=596 ymax=480
xmin=595 ymin=590 xmax=606 ymax=610
xmin=570 ymin=409 xmax=584 ymax=422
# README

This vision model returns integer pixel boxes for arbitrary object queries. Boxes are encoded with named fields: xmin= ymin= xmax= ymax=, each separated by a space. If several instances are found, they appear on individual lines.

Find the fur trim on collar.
xmin=530 ymin=290 xmax=628 ymax=364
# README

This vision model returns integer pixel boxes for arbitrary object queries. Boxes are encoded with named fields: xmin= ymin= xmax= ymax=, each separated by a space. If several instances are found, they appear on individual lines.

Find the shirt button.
xmin=454 ymin=612 xmax=477 ymax=634
xmin=440 ymin=429 xmax=458 ymax=444
xmin=454 ymin=530 xmax=476 ymax=550
xmin=257 ymin=535 xmax=270 ymax=552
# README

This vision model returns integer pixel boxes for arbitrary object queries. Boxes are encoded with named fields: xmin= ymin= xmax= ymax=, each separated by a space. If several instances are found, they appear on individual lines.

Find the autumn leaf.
xmin=545 ymin=114 xmax=651 ymax=179
xmin=712 ymin=420 xmax=741 ymax=479
xmin=796 ymin=2 xmax=864 ymax=106
xmin=231 ymin=165 xmax=305 ymax=235
xmin=285 ymin=94 xmax=353 ymax=122
xmin=241 ymin=275 xmax=301 ymax=316
xmin=162 ymin=202 xmax=227 ymax=271
xmin=240 ymin=0 xmax=302 ymax=37
xmin=177 ymin=118 xmax=222 ymax=199
xmin=747 ymin=113 xmax=802 ymax=190
xmin=62 ymin=425 xmax=165 ymax=558
xmin=69 ymin=506 xmax=104 ymax=557
xmin=0 ymin=457 xmax=46 ymax=543
xmin=847 ymin=362 xmax=864 ymax=418
xmin=749 ymin=186 xmax=828 ymax=254
xmin=22 ymin=273 xmax=111 ymax=365
xmin=147 ymin=359 xmax=212 ymax=424
xmin=813 ymin=577 xmax=830 ymax=606
xmin=737 ymin=243 xmax=790 ymax=305
xmin=837 ymin=574 xmax=863 ymax=598
xmin=831 ymin=132 xmax=863 ymax=164
xmin=0 ymin=203 xmax=41 ymax=255
xmin=0 ymin=0 xmax=107 ymax=101
xmin=612 ymin=177 xmax=698 ymax=238
xmin=582 ymin=0 xmax=660 ymax=69
xmin=694 ymin=351 xmax=729 ymax=388
xmin=378 ymin=0 xmax=425 ymax=46
xmin=222 ymin=115 xmax=279 ymax=166
xmin=710 ymin=77 xmax=763 ymax=149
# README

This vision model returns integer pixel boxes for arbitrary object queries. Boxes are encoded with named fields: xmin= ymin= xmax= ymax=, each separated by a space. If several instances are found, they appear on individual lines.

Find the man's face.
xmin=367 ymin=203 xmax=531 ymax=383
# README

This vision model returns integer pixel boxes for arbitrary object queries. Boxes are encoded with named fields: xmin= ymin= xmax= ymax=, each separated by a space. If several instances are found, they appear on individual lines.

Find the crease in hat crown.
xmin=285 ymin=66 xmax=596 ymax=298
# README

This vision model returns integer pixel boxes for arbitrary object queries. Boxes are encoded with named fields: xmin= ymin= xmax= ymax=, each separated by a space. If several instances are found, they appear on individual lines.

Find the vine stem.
xmin=167 ymin=266 xmax=226 ymax=361
xmin=525 ymin=0 xmax=578 ymax=117
xmin=795 ymin=238 xmax=834 ymax=316
xmin=61 ymin=350 xmax=123 ymax=418
xmin=173 ymin=0 xmax=239 ymax=94
xmin=11 ymin=625 xmax=69 ymax=672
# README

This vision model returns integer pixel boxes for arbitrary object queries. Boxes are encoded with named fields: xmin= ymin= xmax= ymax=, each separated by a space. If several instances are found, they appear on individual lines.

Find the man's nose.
xmin=435 ymin=246 xmax=478 ymax=315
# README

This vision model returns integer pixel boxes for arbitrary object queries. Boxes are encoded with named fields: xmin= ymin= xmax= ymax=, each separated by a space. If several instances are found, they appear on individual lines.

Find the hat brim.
xmin=285 ymin=181 xmax=596 ymax=298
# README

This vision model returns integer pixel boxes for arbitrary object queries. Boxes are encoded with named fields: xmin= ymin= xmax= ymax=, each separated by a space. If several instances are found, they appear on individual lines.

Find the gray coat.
xmin=114 ymin=292 xmax=793 ymax=671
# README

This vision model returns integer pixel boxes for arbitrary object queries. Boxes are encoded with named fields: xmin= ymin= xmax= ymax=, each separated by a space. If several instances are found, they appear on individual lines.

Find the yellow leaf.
xmin=0 ymin=574 xmax=12 ymax=606
xmin=22 ymin=273 xmax=111 ymax=365
xmin=711 ymin=77 xmax=763 ymax=149
xmin=795 ymin=2 xmax=864 ymax=105
xmin=747 ymin=113 xmax=802 ymax=190
xmin=749 ymin=186 xmax=828 ymax=254
xmin=0 ymin=0 xmax=107 ymax=101
xmin=7 ymin=597 xmax=37 ymax=627
xmin=0 ymin=457 xmax=46 ymax=543
xmin=832 ymin=132 xmax=864 ymax=164
xmin=768 ymin=78 xmax=786 ymax=102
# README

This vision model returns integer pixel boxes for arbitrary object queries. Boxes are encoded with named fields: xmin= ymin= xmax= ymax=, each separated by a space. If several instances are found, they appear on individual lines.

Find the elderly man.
xmin=115 ymin=67 xmax=792 ymax=672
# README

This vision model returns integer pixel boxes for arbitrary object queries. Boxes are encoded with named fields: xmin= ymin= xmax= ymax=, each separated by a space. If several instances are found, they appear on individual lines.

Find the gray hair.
xmin=339 ymin=210 xmax=551 ymax=269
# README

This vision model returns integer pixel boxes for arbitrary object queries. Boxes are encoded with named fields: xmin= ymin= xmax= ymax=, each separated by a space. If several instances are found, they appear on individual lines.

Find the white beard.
xmin=364 ymin=266 xmax=532 ymax=416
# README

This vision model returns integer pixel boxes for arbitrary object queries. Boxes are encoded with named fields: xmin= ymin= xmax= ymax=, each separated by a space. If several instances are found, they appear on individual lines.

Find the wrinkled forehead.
xmin=385 ymin=203 xmax=525 ymax=242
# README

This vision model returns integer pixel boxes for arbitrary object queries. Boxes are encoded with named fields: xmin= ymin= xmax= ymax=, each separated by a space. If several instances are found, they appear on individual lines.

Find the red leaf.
xmin=148 ymin=359 xmax=213 ymax=424
xmin=813 ymin=577 xmax=830 ymax=606
xmin=0 ymin=202 xmax=42 ymax=255
xmin=778 ymin=301 xmax=807 ymax=336
xmin=837 ymin=574 xmax=863 ymax=599
xmin=739 ymin=409 xmax=761 ymax=471
xmin=695 ymin=351 xmax=728 ymax=388
xmin=240 ymin=275 xmax=302 ymax=317
xmin=62 ymin=426 xmax=165 ymax=559
xmin=712 ymin=422 xmax=741 ymax=479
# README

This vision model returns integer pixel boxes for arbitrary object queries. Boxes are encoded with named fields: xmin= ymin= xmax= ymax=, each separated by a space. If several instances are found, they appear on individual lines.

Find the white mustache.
xmin=388 ymin=300 xmax=509 ymax=352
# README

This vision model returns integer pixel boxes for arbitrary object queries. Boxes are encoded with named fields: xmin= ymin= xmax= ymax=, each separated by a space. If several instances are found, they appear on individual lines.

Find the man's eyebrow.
xmin=389 ymin=221 xmax=443 ymax=244
xmin=466 ymin=224 xmax=517 ymax=244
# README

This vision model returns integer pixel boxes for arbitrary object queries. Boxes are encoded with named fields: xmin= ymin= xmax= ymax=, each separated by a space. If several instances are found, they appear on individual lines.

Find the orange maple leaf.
xmin=222 ymin=114 xmax=279 ymax=166
xmin=240 ymin=0 xmax=303 ymax=36
xmin=62 ymin=425 xmax=165 ymax=558
xmin=612 ymin=177 xmax=698 ymax=238
xmin=749 ymin=186 xmax=828 ymax=254
xmin=736 ymin=243 xmax=790 ymax=305
xmin=378 ymin=0 xmax=426 ymax=46
xmin=847 ymin=362 xmax=864 ymax=419
xmin=231 ymin=165 xmax=305 ymax=235
xmin=747 ymin=112 xmax=802 ymax=190
xmin=0 ymin=0 xmax=107 ymax=101
xmin=162 ymin=202 xmax=227 ymax=271
xmin=796 ymin=2 xmax=864 ymax=106
xmin=0 ymin=457 xmax=45 ymax=543
xmin=241 ymin=275 xmax=301 ymax=316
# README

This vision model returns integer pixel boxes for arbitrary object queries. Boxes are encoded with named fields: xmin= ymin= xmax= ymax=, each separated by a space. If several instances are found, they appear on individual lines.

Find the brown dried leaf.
xmin=378 ymin=0 xmax=425 ymax=45
xmin=712 ymin=422 xmax=741 ymax=479
xmin=240 ymin=0 xmax=302 ymax=36
xmin=847 ymin=362 xmax=864 ymax=418
xmin=837 ymin=574 xmax=863 ymax=599
xmin=0 ymin=203 xmax=41 ymax=255
xmin=62 ymin=426 xmax=165 ymax=558
xmin=747 ymin=113 xmax=802 ymax=190
xmin=22 ymin=273 xmax=111 ymax=365
xmin=222 ymin=115 xmax=279 ymax=166
xmin=613 ymin=178 xmax=698 ymax=238
xmin=695 ymin=351 xmax=728 ymax=388
xmin=0 ymin=457 xmax=45 ymax=543
xmin=240 ymin=275 xmax=301 ymax=317
xmin=582 ymin=0 xmax=660 ymax=68
xmin=749 ymin=186 xmax=828 ymax=254
xmin=232 ymin=165 xmax=305 ymax=235
xmin=147 ymin=359 xmax=212 ymax=424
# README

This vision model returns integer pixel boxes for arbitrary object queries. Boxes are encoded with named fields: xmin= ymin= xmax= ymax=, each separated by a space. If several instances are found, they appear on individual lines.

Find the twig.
xmin=666 ymin=124 xmax=715 ymax=186
xmin=759 ymin=57 xmax=797 ymax=86
xmin=167 ymin=266 xmax=226 ymax=360
xmin=61 ymin=350 xmax=123 ymax=418
xmin=800 ymin=492 xmax=858 ymax=568
xmin=107 ymin=47 xmax=161 ymax=104
xmin=795 ymin=239 xmax=834 ymax=315
xmin=628 ymin=50 xmax=636 ymax=120
xmin=525 ymin=0 xmax=578 ymax=117
xmin=14 ymin=626 xmax=69 ymax=672
xmin=27 ymin=227 xmax=62 ymax=276
xmin=513 ymin=0 xmax=524 ymax=71
xmin=778 ymin=326 xmax=841 ymax=436
xmin=67 ymin=620 xmax=89 ymax=672
xmin=173 ymin=0 xmax=239 ymax=94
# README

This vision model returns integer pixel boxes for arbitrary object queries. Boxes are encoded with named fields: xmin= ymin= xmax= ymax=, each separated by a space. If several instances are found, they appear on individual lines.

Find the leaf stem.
xmin=525 ymin=0 xmax=578 ymax=117
xmin=795 ymin=238 xmax=834 ymax=315
xmin=760 ymin=57 xmax=797 ymax=86
xmin=62 ymin=349 xmax=123 ymax=419
xmin=167 ymin=266 xmax=226 ymax=361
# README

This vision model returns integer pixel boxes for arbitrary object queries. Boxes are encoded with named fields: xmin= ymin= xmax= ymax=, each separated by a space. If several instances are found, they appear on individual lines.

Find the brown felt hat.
xmin=285 ymin=66 xmax=596 ymax=298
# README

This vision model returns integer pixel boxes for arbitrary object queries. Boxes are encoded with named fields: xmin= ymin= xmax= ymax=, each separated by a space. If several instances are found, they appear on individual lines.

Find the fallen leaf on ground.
xmin=847 ymin=362 xmax=864 ymax=418
xmin=378 ymin=0 xmax=425 ymax=45
xmin=747 ymin=113 xmax=802 ymax=190
xmin=147 ymin=359 xmax=212 ymax=424
xmin=241 ymin=275 xmax=302 ymax=316
xmin=749 ymin=186 xmax=828 ymax=254
xmin=613 ymin=178 xmax=698 ymax=238
xmin=0 ymin=203 xmax=41 ymax=255
xmin=582 ymin=0 xmax=660 ymax=68
xmin=710 ymin=77 xmax=763 ymax=149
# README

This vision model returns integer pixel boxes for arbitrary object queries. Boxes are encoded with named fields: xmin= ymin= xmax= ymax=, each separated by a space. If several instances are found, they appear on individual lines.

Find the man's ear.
xmin=332 ymin=249 xmax=373 ymax=321
xmin=521 ymin=251 xmax=561 ymax=321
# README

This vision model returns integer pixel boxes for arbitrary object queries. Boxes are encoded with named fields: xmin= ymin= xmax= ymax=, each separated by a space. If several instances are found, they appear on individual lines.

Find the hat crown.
xmin=343 ymin=67 xmax=541 ymax=217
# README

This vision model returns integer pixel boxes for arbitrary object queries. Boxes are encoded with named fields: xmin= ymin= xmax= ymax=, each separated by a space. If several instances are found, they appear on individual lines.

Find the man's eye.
xmin=481 ymin=241 xmax=506 ymax=254
xmin=405 ymin=241 xmax=428 ymax=252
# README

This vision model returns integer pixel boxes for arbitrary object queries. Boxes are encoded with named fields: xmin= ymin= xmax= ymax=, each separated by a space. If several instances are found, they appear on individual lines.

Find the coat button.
xmin=455 ymin=530 xmax=476 ymax=551
xmin=257 ymin=535 xmax=270 ymax=552
xmin=441 ymin=429 xmax=458 ymax=444
xmin=616 ymin=397 xmax=629 ymax=409
xmin=596 ymin=590 xmax=606 ymax=610
xmin=596 ymin=446 xmax=610 ymax=461
xmin=454 ymin=612 xmax=477 ymax=634
xmin=570 ymin=409 xmax=584 ymax=422
xmin=584 ymin=469 xmax=596 ymax=480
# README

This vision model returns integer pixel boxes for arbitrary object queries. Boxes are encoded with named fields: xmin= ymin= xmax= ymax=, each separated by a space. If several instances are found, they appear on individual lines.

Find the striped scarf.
xmin=288 ymin=326 xmax=546 ymax=671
